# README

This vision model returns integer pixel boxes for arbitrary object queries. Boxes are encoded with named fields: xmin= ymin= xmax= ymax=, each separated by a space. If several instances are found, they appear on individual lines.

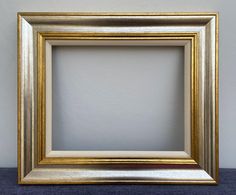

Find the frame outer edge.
xmin=17 ymin=12 xmax=22 ymax=184
xmin=17 ymin=12 xmax=219 ymax=185
xmin=17 ymin=12 xmax=220 ymax=17
xmin=214 ymin=12 xmax=219 ymax=184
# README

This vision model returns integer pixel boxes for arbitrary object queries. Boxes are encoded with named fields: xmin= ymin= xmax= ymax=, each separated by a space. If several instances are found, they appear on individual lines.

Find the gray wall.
xmin=0 ymin=0 xmax=235 ymax=168
xmin=52 ymin=46 xmax=184 ymax=151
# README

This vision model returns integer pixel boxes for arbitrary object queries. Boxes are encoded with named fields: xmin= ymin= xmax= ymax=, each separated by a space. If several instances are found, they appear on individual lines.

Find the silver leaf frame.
xmin=18 ymin=12 xmax=218 ymax=184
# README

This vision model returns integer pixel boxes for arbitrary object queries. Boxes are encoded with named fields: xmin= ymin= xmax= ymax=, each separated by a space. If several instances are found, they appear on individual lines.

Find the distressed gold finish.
xmin=18 ymin=12 xmax=218 ymax=184
xmin=38 ymin=33 xmax=197 ymax=166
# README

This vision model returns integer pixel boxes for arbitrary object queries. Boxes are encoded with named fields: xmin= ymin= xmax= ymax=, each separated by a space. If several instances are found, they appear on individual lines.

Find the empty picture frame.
xmin=17 ymin=12 xmax=219 ymax=184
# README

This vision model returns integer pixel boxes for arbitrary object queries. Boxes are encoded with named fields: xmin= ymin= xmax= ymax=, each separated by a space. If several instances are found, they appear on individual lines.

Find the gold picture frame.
xmin=18 ymin=12 xmax=218 ymax=184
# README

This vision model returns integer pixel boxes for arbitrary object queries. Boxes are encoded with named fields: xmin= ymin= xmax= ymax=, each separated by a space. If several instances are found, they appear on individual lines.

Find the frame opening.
xmin=51 ymin=45 xmax=185 ymax=151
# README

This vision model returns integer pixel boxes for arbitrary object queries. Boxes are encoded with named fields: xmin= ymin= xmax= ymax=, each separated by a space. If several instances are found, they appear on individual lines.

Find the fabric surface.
xmin=0 ymin=168 xmax=235 ymax=195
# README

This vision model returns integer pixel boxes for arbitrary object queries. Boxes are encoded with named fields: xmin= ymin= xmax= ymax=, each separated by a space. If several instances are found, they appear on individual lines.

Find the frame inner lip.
xmin=40 ymin=34 xmax=195 ymax=163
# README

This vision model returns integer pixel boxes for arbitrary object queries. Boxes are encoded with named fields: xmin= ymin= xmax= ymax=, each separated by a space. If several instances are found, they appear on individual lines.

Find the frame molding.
xmin=18 ymin=12 xmax=218 ymax=184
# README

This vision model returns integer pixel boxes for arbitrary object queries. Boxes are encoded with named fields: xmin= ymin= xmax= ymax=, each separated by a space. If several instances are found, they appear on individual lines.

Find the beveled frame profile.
xmin=18 ymin=12 xmax=218 ymax=184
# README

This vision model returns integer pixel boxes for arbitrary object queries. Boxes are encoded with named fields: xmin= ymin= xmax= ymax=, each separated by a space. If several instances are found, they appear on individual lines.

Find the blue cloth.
xmin=0 ymin=168 xmax=235 ymax=194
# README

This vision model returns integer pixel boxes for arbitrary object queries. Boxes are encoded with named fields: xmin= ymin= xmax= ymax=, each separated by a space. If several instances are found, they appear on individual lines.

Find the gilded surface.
xmin=18 ymin=12 xmax=218 ymax=184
